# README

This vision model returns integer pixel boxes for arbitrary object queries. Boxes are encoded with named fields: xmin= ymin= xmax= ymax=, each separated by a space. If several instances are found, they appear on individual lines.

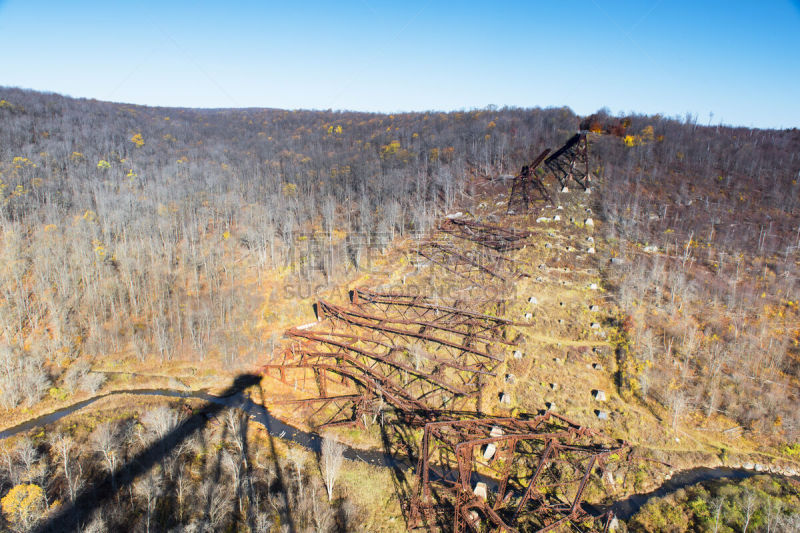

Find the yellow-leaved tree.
xmin=130 ymin=133 xmax=145 ymax=148
xmin=2 ymin=483 xmax=46 ymax=530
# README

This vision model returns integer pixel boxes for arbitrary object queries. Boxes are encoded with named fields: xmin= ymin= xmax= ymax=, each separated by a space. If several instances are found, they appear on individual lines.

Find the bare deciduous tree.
xmin=320 ymin=436 xmax=345 ymax=502
xmin=50 ymin=432 xmax=78 ymax=502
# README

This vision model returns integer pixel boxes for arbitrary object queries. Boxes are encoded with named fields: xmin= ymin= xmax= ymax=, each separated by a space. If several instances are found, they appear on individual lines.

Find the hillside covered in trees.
xmin=0 ymin=87 xmax=799 ymax=531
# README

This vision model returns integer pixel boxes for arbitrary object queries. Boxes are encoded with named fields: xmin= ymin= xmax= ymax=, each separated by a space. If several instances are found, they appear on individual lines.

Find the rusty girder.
xmin=439 ymin=217 xmax=531 ymax=252
xmin=414 ymin=240 xmax=529 ymax=283
xmin=507 ymin=149 xmax=553 ymax=213
xmin=411 ymin=413 xmax=629 ymax=533
xmin=544 ymin=133 xmax=590 ymax=191
xmin=271 ymin=393 xmax=382 ymax=428
xmin=314 ymin=299 xmax=510 ymax=365
xmin=349 ymin=286 xmax=518 ymax=336
xmin=287 ymin=327 xmax=481 ymax=399
xmin=260 ymin=352 xmax=429 ymax=425
xmin=257 ymin=290 xmax=514 ymax=424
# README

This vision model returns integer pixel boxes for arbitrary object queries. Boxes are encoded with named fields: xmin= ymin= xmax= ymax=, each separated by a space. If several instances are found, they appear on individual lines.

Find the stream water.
xmin=0 ymin=388 xmax=791 ymax=520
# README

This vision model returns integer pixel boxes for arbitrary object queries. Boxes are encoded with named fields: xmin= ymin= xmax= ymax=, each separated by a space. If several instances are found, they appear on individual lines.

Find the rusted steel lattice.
xmin=349 ymin=287 xmax=518 ymax=342
xmin=411 ymin=412 xmax=629 ymax=533
xmin=439 ymin=218 xmax=531 ymax=252
xmin=544 ymin=133 xmax=590 ymax=192
xmin=414 ymin=240 xmax=530 ymax=283
xmin=507 ymin=149 xmax=553 ymax=213
xmin=259 ymin=292 xmax=516 ymax=427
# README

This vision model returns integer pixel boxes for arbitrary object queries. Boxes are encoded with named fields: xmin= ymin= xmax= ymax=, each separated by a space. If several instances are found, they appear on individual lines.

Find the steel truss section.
xmin=414 ymin=240 xmax=529 ymax=283
xmin=411 ymin=412 xmax=629 ymax=533
xmin=257 ymin=290 xmax=515 ymax=426
xmin=439 ymin=218 xmax=532 ymax=252
xmin=507 ymin=149 xmax=553 ymax=213
xmin=315 ymin=299 xmax=511 ymax=367
xmin=349 ymin=287 xmax=518 ymax=338
xmin=544 ymin=133 xmax=590 ymax=191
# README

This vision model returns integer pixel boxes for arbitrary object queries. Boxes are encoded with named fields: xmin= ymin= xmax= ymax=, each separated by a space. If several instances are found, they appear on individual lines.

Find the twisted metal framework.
xmin=259 ymin=291 xmax=518 ymax=427
xmin=507 ymin=149 xmax=553 ymax=213
xmin=544 ymin=133 xmax=591 ymax=191
xmin=349 ymin=287 xmax=516 ymax=336
xmin=439 ymin=218 xmax=532 ymax=252
xmin=411 ymin=413 xmax=628 ymax=533
xmin=414 ymin=240 xmax=530 ymax=283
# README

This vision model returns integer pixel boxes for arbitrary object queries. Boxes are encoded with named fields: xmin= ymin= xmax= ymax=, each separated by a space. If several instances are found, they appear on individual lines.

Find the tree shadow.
xmin=378 ymin=418 xmax=418 ymax=529
xmin=33 ymin=374 xmax=264 ymax=533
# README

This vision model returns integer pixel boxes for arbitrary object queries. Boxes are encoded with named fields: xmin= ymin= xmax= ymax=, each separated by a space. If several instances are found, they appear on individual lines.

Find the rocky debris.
xmin=473 ymin=482 xmax=488 ymax=500
xmin=591 ymin=322 xmax=601 ymax=329
xmin=499 ymin=392 xmax=512 ymax=405
xmin=596 ymin=410 xmax=609 ymax=420
xmin=643 ymin=245 xmax=658 ymax=253
xmin=589 ymin=305 xmax=599 ymax=312
xmin=584 ymin=218 xmax=594 ymax=227
xmin=504 ymin=373 xmax=517 ymax=384
xmin=528 ymin=296 xmax=538 ymax=304
xmin=513 ymin=350 xmax=524 ymax=360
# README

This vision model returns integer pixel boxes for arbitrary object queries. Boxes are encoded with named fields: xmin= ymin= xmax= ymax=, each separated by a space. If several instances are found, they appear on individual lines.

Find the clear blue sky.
xmin=1 ymin=1 xmax=798 ymax=129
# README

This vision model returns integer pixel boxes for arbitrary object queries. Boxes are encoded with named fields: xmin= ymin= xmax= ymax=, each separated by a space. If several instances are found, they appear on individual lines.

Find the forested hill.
xmin=1 ymin=86 xmax=800 ymax=443
xmin=0 ymin=86 xmax=578 ymax=411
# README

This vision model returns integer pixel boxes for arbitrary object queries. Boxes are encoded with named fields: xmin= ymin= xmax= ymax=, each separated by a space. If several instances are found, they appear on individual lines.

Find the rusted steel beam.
xmin=270 ymin=394 xmax=364 ymax=405
xmin=313 ymin=300 xmax=505 ymax=364
xmin=439 ymin=217 xmax=531 ymax=252
xmin=507 ymin=149 xmax=552 ymax=213
xmin=415 ymin=240 xmax=530 ymax=283
xmin=350 ymin=287 xmax=514 ymax=328
xmin=544 ymin=132 xmax=590 ymax=191
xmin=302 ymin=329 xmax=498 ymax=377
xmin=270 ymin=321 xmax=492 ymax=414
xmin=411 ymin=412 xmax=628 ymax=533
xmin=415 ymin=241 xmax=510 ymax=282
xmin=315 ymin=300 xmax=506 ymax=356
